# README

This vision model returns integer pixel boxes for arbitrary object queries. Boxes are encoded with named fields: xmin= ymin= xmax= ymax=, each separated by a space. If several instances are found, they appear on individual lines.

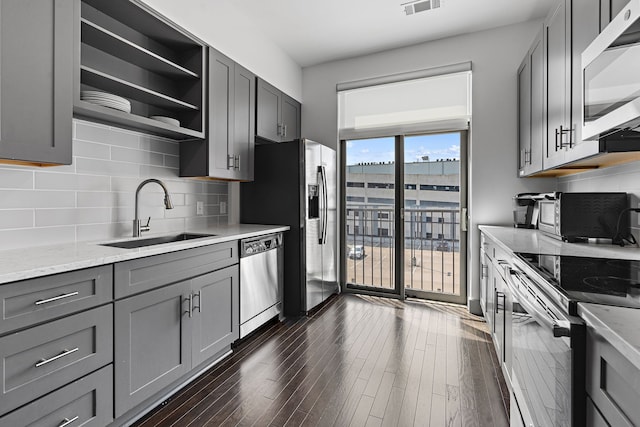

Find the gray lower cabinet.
xmin=114 ymin=280 xmax=192 ymax=417
xmin=0 ymin=265 xmax=112 ymax=335
xmin=586 ymin=327 xmax=640 ymax=426
xmin=0 ymin=365 xmax=113 ymax=427
xmin=0 ymin=0 xmax=74 ymax=165
xmin=113 ymin=244 xmax=240 ymax=419
xmin=0 ymin=304 xmax=113 ymax=415
xmin=256 ymin=77 xmax=301 ymax=143
xmin=191 ymin=266 xmax=239 ymax=367
xmin=113 ymin=240 xmax=237 ymax=299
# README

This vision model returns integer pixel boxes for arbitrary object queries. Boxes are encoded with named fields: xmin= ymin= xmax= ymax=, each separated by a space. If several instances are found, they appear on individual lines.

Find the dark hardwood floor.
xmin=134 ymin=294 xmax=509 ymax=427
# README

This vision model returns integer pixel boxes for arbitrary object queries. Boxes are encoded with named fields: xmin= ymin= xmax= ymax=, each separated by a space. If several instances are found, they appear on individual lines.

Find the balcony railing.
xmin=345 ymin=206 xmax=460 ymax=295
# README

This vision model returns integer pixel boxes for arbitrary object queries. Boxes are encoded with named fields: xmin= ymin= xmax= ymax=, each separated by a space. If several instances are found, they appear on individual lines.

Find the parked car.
xmin=435 ymin=241 xmax=450 ymax=252
xmin=348 ymin=245 xmax=365 ymax=259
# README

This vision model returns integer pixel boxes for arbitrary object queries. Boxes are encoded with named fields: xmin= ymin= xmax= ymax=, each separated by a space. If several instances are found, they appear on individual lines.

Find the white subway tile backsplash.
xmin=0 ymin=226 xmax=76 ymax=251
xmin=76 ymin=157 xmax=140 ymax=177
xmin=111 ymin=146 xmax=164 ymax=166
xmin=0 ymin=120 xmax=228 ymax=248
xmin=75 ymin=121 xmax=140 ymax=148
xmin=74 ymin=140 xmax=111 ymax=160
xmin=164 ymin=155 xmax=180 ymax=169
xmin=139 ymin=164 xmax=179 ymax=179
xmin=35 ymin=208 xmax=112 ymax=227
xmin=0 ymin=210 xmax=34 ymax=229
xmin=0 ymin=190 xmax=76 ymax=209
xmin=35 ymin=172 xmax=110 ymax=192
xmin=0 ymin=169 xmax=34 ymax=189
xmin=140 ymin=136 xmax=179 ymax=156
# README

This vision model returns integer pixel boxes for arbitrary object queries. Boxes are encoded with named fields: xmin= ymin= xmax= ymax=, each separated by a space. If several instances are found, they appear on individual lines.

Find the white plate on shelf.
xmin=150 ymin=116 xmax=180 ymax=127
xmin=81 ymin=90 xmax=131 ymax=113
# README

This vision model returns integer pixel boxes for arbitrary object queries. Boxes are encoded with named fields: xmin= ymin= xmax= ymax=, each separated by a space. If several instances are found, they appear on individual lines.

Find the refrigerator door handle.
xmin=321 ymin=165 xmax=328 ymax=245
xmin=317 ymin=166 xmax=325 ymax=244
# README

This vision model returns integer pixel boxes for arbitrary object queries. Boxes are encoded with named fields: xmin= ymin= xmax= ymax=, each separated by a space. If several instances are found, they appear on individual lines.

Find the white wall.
xmin=139 ymin=0 xmax=303 ymax=101
xmin=301 ymin=21 xmax=557 ymax=312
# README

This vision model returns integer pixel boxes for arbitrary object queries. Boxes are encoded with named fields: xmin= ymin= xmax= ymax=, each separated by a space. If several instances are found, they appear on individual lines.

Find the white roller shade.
xmin=338 ymin=66 xmax=471 ymax=139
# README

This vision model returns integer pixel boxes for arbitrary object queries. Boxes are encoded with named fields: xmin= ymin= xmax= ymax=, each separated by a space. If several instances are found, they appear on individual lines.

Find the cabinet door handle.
xmin=554 ymin=128 xmax=560 ymax=151
xmin=235 ymin=155 xmax=240 ymax=170
xmin=35 ymin=291 xmax=79 ymax=306
xmin=58 ymin=416 xmax=79 ymax=427
xmin=193 ymin=290 xmax=202 ymax=313
xmin=277 ymin=123 xmax=282 ymax=136
xmin=283 ymin=124 xmax=287 ymax=138
xmin=35 ymin=348 xmax=79 ymax=367
xmin=495 ymin=291 xmax=505 ymax=314
xmin=559 ymin=125 xmax=572 ymax=149
xmin=227 ymin=154 xmax=235 ymax=170
xmin=183 ymin=294 xmax=193 ymax=318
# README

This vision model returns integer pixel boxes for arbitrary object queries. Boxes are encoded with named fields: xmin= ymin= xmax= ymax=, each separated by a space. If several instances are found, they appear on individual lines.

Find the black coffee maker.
xmin=513 ymin=193 xmax=542 ymax=228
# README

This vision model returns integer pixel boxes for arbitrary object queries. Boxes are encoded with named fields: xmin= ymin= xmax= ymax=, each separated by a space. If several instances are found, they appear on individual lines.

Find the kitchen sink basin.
xmin=100 ymin=233 xmax=216 ymax=249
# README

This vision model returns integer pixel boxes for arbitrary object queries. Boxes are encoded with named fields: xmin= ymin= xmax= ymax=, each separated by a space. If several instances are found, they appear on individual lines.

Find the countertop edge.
xmin=0 ymin=224 xmax=290 ymax=285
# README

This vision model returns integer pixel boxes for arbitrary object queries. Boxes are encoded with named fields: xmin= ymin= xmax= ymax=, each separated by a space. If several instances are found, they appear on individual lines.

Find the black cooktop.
xmin=517 ymin=253 xmax=640 ymax=310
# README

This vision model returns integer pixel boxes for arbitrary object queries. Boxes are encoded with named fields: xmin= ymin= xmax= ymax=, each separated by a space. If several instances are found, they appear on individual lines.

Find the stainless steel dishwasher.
xmin=239 ymin=233 xmax=283 ymax=338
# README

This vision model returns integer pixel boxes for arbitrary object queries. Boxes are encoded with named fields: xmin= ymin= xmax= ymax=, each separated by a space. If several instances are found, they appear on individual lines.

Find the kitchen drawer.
xmin=586 ymin=327 xmax=640 ymax=426
xmin=114 ymin=241 xmax=238 ymax=298
xmin=0 ymin=265 xmax=112 ymax=336
xmin=0 ymin=364 xmax=113 ymax=427
xmin=0 ymin=304 xmax=113 ymax=415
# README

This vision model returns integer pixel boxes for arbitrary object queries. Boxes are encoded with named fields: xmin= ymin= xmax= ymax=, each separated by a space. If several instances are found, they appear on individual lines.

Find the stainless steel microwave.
xmin=537 ymin=192 xmax=628 ymax=242
xmin=582 ymin=0 xmax=640 ymax=140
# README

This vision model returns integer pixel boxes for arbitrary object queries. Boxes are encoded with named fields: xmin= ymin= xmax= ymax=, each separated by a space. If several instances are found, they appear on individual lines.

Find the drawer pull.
xmin=35 ymin=347 xmax=79 ymax=367
xmin=58 ymin=416 xmax=79 ymax=427
xmin=35 ymin=291 xmax=79 ymax=306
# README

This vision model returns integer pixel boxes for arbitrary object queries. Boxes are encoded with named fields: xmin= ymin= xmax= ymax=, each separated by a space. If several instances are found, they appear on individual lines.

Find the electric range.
xmin=515 ymin=252 xmax=640 ymax=315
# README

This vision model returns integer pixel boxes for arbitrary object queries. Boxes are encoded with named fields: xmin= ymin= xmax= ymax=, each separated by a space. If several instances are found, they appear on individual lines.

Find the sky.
xmin=345 ymin=132 xmax=461 ymax=165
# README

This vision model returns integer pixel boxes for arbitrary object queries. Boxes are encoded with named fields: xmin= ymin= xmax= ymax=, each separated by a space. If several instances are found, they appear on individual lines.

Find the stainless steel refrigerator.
xmin=240 ymin=138 xmax=338 ymax=317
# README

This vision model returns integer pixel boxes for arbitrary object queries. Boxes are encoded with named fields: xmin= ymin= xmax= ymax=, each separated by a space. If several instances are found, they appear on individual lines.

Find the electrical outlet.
xmin=196 ymin=201 xmax=204 ymax=216
xmin=220 ymin=201 xmax=227 ymax=214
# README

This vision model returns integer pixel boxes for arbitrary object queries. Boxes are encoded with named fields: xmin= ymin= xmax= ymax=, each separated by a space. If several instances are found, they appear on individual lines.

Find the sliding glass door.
xmin=342 ymin=131 xmax=467 ymax=304
xmin=343 ymin=136 xmax=398 ymax=294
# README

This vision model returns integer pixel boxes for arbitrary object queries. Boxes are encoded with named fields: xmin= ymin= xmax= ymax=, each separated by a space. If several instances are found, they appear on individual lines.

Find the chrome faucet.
xmin=133 ymin=179 xmax=174 ymax=237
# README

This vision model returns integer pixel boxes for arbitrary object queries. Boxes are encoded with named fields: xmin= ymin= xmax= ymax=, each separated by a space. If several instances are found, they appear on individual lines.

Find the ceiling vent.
xmin=402 ymin=0 xmax=441 ymax=15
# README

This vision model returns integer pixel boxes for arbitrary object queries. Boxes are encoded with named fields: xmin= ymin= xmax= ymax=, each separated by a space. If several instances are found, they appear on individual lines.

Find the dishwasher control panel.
xmin=240 ymin=233 xmax=282 ymax=257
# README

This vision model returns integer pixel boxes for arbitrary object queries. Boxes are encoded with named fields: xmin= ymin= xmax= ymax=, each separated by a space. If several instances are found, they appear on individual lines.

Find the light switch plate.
xmin=196 ymin=201 xmax=204 ymax=216
xmin=220 ymin=201 xmax=227 ymax=214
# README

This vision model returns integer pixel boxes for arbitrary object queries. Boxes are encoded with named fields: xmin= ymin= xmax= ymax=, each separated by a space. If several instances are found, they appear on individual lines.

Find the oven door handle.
xmin=505 ymin=267 xmax=571 ymax=337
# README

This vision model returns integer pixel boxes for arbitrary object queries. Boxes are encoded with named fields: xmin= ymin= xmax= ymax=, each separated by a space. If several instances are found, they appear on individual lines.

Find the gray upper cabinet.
xmin=518 ymin=0 xmax=610 ymax=176
xmin=75 ymin=0 xmax=206 ymax=140
xmin=180 ymin=49 xmax=255 ymax=181
xmin=518 ymin=29 xmax=544 ymax=177
xmin=0 ymin=0 xmax=74 ymax=165
xmin=256 ymin=78 xmax=301 ymax=143
xmin=543 ymin=0 xmax=571 ymax=170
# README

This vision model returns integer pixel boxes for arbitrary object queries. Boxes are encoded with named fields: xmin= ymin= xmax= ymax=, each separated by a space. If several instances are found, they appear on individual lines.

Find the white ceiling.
xmin=232 ymin=0 xmax=555 ymax=67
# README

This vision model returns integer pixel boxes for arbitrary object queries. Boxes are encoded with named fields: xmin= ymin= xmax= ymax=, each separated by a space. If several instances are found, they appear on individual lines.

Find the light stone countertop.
xmin=578 ymin=303 xmax=640 ymax=371
xmin=479 ymin=225 xmax=640 ymax=260
xmin=0 ymin=224 xmax=289 ymax=285
xmin=480 ymin=225 xmax=640 ymax=371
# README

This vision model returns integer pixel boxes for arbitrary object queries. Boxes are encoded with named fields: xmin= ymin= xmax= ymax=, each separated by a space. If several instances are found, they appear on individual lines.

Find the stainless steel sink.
xmin=100 ymin=233 xmax=215 ymax=249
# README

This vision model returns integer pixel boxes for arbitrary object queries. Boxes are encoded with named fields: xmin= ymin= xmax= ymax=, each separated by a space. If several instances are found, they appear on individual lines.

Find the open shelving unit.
xmin=75 ymin=0 xmax=206 ymax=140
